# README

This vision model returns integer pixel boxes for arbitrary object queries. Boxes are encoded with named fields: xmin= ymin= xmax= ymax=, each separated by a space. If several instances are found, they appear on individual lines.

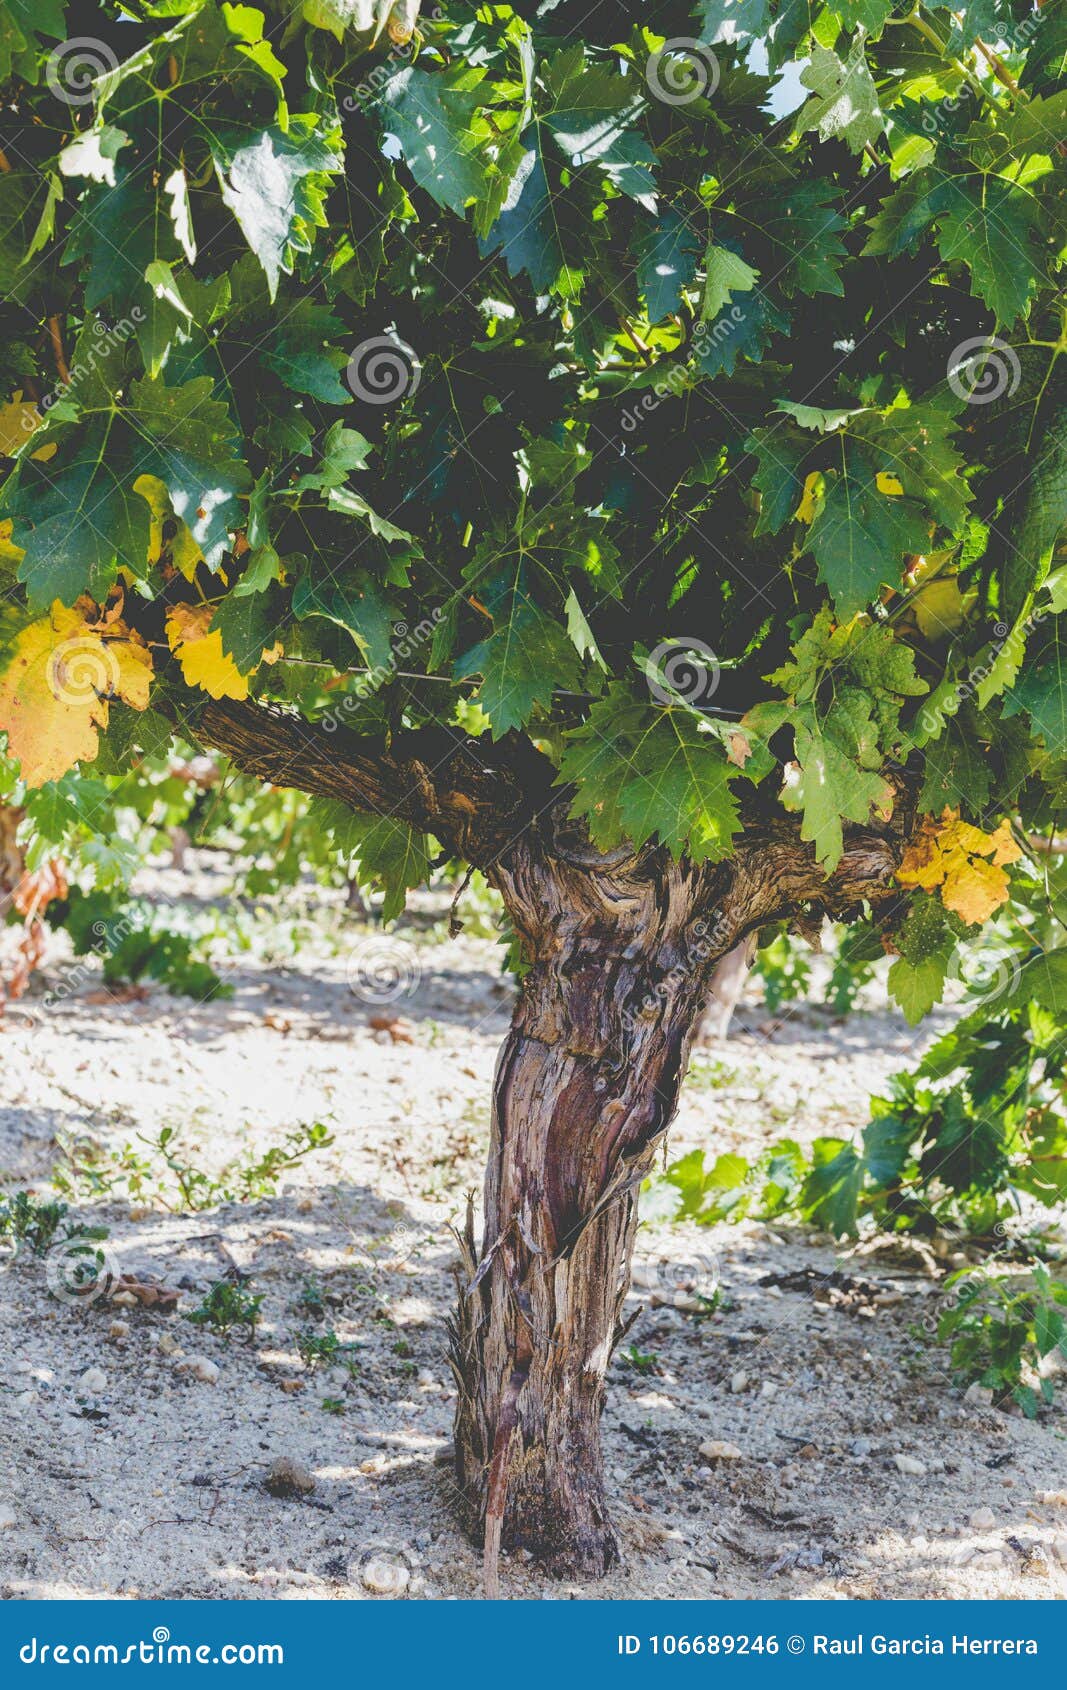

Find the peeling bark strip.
xmin=194 ymin=700 xmax=916 ymax=1577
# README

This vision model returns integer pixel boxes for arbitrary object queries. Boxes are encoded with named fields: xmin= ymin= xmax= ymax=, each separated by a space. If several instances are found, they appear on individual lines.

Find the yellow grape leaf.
xmin=876 ymin=471 xmax=903 ymax=495
xmin=988 ymin=818 xmax=1022 ymax=867
xmin=166 ymin=603 xmax=249 ymax=700
xmin=895 ymin=829 xmax=943 ymax=891
xmin=0 ymin=392 xmax=56 ymax=462
xmin=897 ymin=807 xmax=1021 ymax=926
xmin=941 ymin=853 xmax=1010 ymax=926
xmin=0 ymin=518 xmax=25 ymax=572
xmin=913 ymin=576 xmax=968 ymax=638
xmin=0 ymin=600 xmax=153 ymax=785
xmin=134 ymin=474 xmax=205 ymax=577
xmin=795 ymin=470 xmax=824 ymax=524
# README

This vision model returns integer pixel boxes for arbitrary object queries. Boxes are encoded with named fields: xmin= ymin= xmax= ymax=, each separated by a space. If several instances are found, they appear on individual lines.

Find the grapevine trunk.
xmin=450 ymin=840 xmax=716 ymax=1578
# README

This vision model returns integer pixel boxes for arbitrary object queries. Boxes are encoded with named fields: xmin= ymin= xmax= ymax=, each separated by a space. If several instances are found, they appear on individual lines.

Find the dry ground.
xmin=2 ymin=858 xmax=1067 ymax=1601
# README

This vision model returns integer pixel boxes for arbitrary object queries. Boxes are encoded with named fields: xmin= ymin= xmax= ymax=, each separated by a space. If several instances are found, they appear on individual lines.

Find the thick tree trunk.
xmin=450 ymin=838 xmax=719 ymax=1579
xmin=192 ymin=698 xmax=915 ymax=1581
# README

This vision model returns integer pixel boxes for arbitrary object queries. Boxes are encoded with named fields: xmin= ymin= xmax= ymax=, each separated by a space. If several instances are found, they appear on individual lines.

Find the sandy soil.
xmin=2 ymin=859 xmax=1066 ymax=1602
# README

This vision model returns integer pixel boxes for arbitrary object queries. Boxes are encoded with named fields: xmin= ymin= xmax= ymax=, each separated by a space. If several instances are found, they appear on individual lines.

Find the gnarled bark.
xmin=450 ymin=837 xmax=716 ymax=1577
xmin=449 ymin=811 xmax=910 ymax=1581
xmin=190 ymin=700 xmax=915 ymax=1580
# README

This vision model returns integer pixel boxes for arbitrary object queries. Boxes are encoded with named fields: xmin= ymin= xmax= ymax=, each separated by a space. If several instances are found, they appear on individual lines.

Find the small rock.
xmin=969 ymin=1506 xmax=996 ymax=1531
xmin=264 ymin=1457 xmax=316 ymax=1498
xmin=1035 ymin=1489 xmax=1067 ymax=1507
xmin=673 ymin=1291 xmax=704 ymax=1313
xmin=175 ymin=1355 xmax=219 ymax=1385
xmin=107 ymin=1321 xmax=130 ymax=1342
xmin=156 ymin=1332 xmax=182 ymax=1356
xmin=729 ymin=1370 xmax=749 ymax=1394
xmin=850 ymin=1437 xmax=872 ymax=1458
xmin=964 ymin=1382 xmax=994 ymax=1408
xmin=759 ymin=1380 xmax=778 ymax=1400
xmin=971 ymin=1549 xmax=1005 ymax=1571
xmin=893 ymin=1454 xmax=926 ymax=1476
xmin=361 ymin=1558 xmax=410 ymax=1596
xmin=1051 ymin=1536 xmax=1067 ymax=1567
xmin=699 ymin=1439 xmax=743 ymax=1462
xmin=416 ymin=1369 xmax=436 ymax=1389
xmin=78 ymin=1366 xmax=107 ymax=1395
xmin=111 ymin=1291 xmax=138 ymax=1309
xmin=0 ymin=1505 xmax=15 ymax=1530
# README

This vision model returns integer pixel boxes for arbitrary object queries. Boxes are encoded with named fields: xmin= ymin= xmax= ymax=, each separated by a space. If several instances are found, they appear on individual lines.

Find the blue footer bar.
xmin=1 ymin=1601 xmax=1063 ymax=1685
